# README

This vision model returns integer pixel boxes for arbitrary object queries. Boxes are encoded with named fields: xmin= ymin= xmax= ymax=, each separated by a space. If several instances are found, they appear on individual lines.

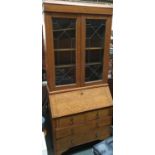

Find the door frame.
xmin=43 ymin=13 xmax=112 ymax=91
xmin=44 ymin=13 xmax=81 ymax=91
xmin=80 ymin=15 xmax=112 ymax=86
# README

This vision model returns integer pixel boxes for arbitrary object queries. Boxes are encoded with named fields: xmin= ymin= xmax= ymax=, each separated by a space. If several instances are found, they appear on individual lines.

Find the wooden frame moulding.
xmin=45 ymin=13 xmax=81 ymax=91
xmin=81 ymin=15 xmax=111 ymax=86
xmin=102 ymin=16 xmax=112 ymax=83
xmin=44 ymin=14 xmax=55 ymax=91
xmin=43 ymin=0 xmax=113 ymax=15
xmin=49 ymin=83 xmax=109 ymax=95
xmin=80 ymin=15 xmax=85 ymax=87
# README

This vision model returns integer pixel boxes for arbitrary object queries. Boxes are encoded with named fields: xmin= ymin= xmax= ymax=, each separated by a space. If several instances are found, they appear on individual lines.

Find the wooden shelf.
xmin=55 ymin=48 xmax=75 ymax=52
xmin=54 ymin=47 xmax=103 ymax=52
xmin=55 ymin=62 xmax=101 ymax=69
xmin=53 ymin=24 xmax=104 ymax=32
xmin=86 ymin=62 xmax=102 ymax=66
xmin=56 ymin=64 xmax=75 ymax=68
xmin=53 ymin=27 xmax=75 ymax=32
xmin=86 ymin=47 xmax=103 ymax=50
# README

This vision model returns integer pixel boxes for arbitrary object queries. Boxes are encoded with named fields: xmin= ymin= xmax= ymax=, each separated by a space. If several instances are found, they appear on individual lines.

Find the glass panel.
xmin=52 ymin=18 xmax=76 ymax=86
xmin=85 ymin=19 xmax=105 ymax=82
xmin=86 ymin=50 xmax=103 ymax=63
xmin=55 ymin=51 xmax=75 ymax=66
xmin=55 ymin=67 xmax=76 ymax=85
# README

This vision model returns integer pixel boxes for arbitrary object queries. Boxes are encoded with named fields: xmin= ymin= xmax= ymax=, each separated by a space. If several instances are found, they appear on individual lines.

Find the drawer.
xmin=55 ymin=121 xmax=96 ymax=139
xmin=56 ymin=107 xmax=113 ymax=129
xmin=56 ymin=131 xmax=97 ymax=151
xmin=56 ymin=114 xmax=85 ymax=128
xmin=98 ymin=107 xmax=113 ymax=118
xmin=56 ymin=130 xmax=96 ymax=151
xmin=97 ymin=116 xmax=113 ymax=127
xmin=56 ymin=112 xmax=96 ymax=129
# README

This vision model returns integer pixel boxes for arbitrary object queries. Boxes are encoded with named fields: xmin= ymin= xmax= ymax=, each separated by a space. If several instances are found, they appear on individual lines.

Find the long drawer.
xmin=55 ymin=126 xmax=112 ymax=151
xmin=55 ymin=107 xmax=113 ymax=129
xmin=55 ymin=116 xmax=112 ymax=139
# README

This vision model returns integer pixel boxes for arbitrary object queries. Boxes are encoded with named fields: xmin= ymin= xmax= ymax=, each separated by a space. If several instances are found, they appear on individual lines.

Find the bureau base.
xmin=50 ymin=107 xmax=113 ymax=155
xmin=48 ymin=86 xmax=113 ymax=155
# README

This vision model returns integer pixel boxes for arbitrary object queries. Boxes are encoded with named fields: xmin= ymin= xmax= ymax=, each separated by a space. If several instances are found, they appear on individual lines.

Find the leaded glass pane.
xmin=52 ymin=18 xmax=76 ymax=85
xmin=85 ymin=19 xmax=105 ymax=82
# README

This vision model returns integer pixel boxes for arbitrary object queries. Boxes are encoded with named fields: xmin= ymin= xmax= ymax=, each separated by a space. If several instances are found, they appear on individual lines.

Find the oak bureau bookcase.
xmin=43 ymin=1 xmax=113 ymax=154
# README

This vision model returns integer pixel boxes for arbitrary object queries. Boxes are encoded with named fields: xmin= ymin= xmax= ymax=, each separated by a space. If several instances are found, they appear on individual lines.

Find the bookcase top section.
xmin=43 ymin=0 xmax=113 ymax=15
xmin=49 ymin=86 xmax=112 ymax=118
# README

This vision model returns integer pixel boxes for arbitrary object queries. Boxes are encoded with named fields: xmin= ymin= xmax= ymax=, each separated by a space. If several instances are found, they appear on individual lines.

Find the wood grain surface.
xmin=49 ymin=86 xmax=112 ymax=118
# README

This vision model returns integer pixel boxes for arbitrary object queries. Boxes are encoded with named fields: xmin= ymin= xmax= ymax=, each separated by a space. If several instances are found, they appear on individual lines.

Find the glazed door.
xmin=44 ymin=14 xmax=112 ymax=91
xmin=45 ymin=14 xmax=81 ymax=91
xmin=81 ymin=16 xmax=112 ymax=86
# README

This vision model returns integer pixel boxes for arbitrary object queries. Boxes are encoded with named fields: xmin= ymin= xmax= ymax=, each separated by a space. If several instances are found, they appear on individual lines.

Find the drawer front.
xmin=56 ymin=114 xmax=85 ymax=128
xmin=56 ymin=112 xmax=94 ymax=129
xmin=73 ymin=110 xmax=99 ymax=124
xmin=56 ymin=107 xmax=113 ymax=129
xmin=55 ymin=121 xmax=96 ymax=139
